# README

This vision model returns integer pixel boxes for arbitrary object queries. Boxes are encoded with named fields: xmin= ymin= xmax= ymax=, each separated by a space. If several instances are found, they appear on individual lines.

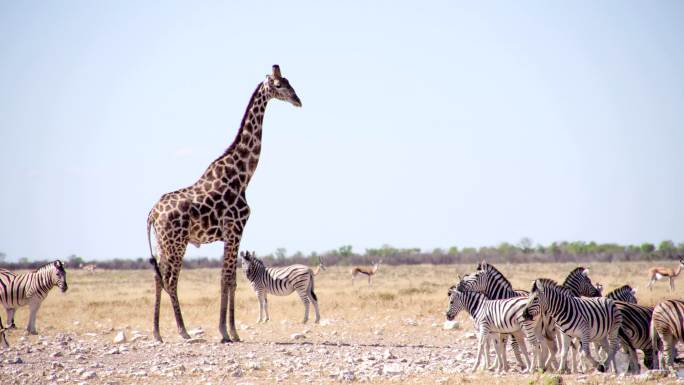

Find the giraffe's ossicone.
xmin=146 ymin=65 xmax=302 ymax=343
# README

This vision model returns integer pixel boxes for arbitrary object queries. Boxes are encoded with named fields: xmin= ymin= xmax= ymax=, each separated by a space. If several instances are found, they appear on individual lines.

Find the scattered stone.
xmin=81 ymin=371 xmax=97 ymax=380
xmin=105 ymin=347 xmax=120 ymax=355
xmin=339 ymin=370 xmax=355 ymax=382
xmin=50 ymin=351 xmax=63 ymax=358
xmin=383 ymin=363 xmax=403 ymax=376
xmin=189 ymin=328 xmax=204 ymax=337
xmin=443 ymin=321 xmax=459 ymax=330
xmin=383 ymin=349 xmax=396 ymax=360
xmin=186 ymin=338 xmax=206 ymax=344
xmin=404 ymin=319 xmax=418 ymax=326
xmin=246 ymin=361 xmax=261 ymax=370
xmin=113 ymin=331 xmax=126 ymax=344
xmin=290 ymin=333 xmax=306 ymax=340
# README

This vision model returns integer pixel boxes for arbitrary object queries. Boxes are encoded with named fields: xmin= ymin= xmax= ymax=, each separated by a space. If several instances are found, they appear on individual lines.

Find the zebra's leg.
xmin=6 ymin=308 xmax=16 ymax=329
xmin=255 ymin=292 xmax=264 ymax=323
xmin=153 ymin=271 xmax=163 ymax=342
xmin=664 ymin=334 xmax=676 ymax=369
xmin=512 ymin=331 xmax=530 ymax=373
xmin=493 ymin=334 xmax=507 ymax=372
xmin=263 ymin=295 xmax=269 ymax=323
xmin=26 ymin=299 xmax=42 ymax=335
xmin=507 ymin=334 xmax=526 ymax=371
xmin=472 ymin=326 xmax=487 ymax=372
xmin=0 ymin=314 xmax=7 ymax=348
xmin=558 ymin=333 xmax=571 ymax=373
xmin=310 ymin=286 xmax=321 ymax=324
xmin=298 ymin=290 xmax=310 ymax=324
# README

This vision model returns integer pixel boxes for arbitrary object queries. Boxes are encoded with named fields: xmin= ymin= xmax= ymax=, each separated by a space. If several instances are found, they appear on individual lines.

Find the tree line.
xmin=1 ymin=239 xmax=682 ymax=271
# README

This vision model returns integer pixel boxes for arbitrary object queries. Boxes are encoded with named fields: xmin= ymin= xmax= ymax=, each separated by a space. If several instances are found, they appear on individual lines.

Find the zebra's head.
xmin=522 ymin=280 xmax=544 ymax=321
xmin=240 ymin=251 xmax=263 ymax=279
xmin=562 ymin=267 xmax=601 ymax=297
xmin=52 ymin=260 xmax=68 ymax=292
xmin=456 ymin=270 xmax=486 ymax=293
xmin=445 ymin=287 xmax=466 ymax=321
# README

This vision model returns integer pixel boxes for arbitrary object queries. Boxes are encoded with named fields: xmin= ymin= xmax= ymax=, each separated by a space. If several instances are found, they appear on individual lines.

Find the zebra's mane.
xmin=607 ymin=285 xmax=634 ymax=297
xmin=33 ymin=260 xmax=64 ymax=274
xmin=478 ymin=263 xmax=514 ymax=290
xmin=533 ymin=278 xmax=574 ymax=297
xmin=562 ymin=267 xmax=587 ymax=285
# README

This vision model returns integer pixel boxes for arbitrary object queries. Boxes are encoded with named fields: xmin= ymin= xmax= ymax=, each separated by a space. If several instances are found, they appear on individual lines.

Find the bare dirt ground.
xmin=1 ymin=262 xmax=683 ymax=384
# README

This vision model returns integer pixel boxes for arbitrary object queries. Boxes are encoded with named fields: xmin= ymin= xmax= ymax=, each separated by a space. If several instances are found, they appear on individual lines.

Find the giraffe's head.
xmin=264 ymin=65 xmax=302 ymax=107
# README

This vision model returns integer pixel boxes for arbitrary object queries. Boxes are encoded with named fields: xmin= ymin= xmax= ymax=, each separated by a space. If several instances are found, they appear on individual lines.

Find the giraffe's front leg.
xmin=220 ymin=227 xmax=243 ymax=343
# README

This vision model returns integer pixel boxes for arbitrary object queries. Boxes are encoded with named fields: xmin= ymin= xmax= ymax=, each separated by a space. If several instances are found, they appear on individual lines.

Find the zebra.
xmin=241 ymin=251 xmax=320 ymax=324
xmin=614 ymin=301 xmax=656 ymax=373
xmin=0 ymin=260 xmax=68 ymax=335
xmin=650 ymin=299 xmax=684 ymax=369
xmin=605 ymin=285 xmax=637 ymax=304
xmin=460 ymin=263 xmax=557 ymax=371
xmin=522 ymin=278 xmax=622 ymax=373
xmin=446 ymin=286 xmax=539 ymax=372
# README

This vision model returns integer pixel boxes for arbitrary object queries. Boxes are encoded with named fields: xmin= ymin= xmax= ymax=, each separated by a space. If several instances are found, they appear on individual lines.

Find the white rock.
xmin=186 ymin=338 xmax=206 ymax=344
xmin=290 ymin=333 xmax=306 ymax=340
xmin=188 ymin=328 xmax=204 ymax=337
xmin=383 ymin=349 xmax=396 ymax=360
xmin=382 ymin=363 xmax=403 ymax=375
xmin=81 ymin=371 xmax=97 ymax=380
xmin=339 ymin=370 xmax=355 ymax=382
xmin=113 ymin=331 xmax=126 ymax=344
xmin=443 ymin=321 xmax=460 ymax=330
xmin=404 ymin=319 xmax=418 ymax=326
xmin=105 ymin=347 xmax=120 ymax=355
xmin=246 ymin=361 xmax=261 ymax=370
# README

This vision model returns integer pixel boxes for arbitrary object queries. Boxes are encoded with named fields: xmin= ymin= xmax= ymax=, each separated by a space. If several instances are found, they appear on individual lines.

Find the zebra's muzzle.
xmin=522 ymin=308 xmax=533 ymax=321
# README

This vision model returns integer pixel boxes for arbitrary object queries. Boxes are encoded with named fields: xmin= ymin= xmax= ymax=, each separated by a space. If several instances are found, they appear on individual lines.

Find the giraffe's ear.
xmin=272 ymin=65 xmax=281 ymax=79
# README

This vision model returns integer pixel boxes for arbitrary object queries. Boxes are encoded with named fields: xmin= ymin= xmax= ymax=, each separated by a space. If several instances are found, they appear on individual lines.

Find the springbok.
xmin=351 ymin=260 xmax=382 ymax=286
xmin=312 ymin=257 xmax=327 ymax=276
xmin=647 ymin=258 xmax=684 ymax=292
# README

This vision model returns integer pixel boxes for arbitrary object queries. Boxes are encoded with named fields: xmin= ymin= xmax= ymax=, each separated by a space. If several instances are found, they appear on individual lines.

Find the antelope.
xmin=312 ymin=257 xmax=327 ymax=276
xmin=647 ymin=258 xmax=684 ymax=292
xmin=79 ymin=263 xmax=97 ymax=273
xmin=351 ymin=260 xmax=382 ymax=286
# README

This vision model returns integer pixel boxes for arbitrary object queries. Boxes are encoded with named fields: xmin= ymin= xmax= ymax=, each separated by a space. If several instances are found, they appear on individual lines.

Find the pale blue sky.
xmin=1 ymin=1 xmax=682 ymax=261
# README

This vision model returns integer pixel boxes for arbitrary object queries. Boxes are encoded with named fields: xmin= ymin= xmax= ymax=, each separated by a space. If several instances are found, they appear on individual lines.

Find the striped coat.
xmin=241 ymin=251 xmax=320 ymax=324
xmin=651 ymin=299 xmax=684 ymax=369
xmin=0 ymin=261 xmax=68 ymax=334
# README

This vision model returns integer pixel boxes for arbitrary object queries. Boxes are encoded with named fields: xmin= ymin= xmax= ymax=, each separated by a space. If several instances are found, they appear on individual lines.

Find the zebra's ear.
xmin=54 ymin=260 xmax=63 ymax=269
xmin=582 ymin=268 xmax=589 ymax=277
xmin=632 ymin=287 xmax=638 ymax=295
xmin=240 ymin=251 xmax=249 ymax=261
xmin=456 ymin=273 xmax=462 ymax=282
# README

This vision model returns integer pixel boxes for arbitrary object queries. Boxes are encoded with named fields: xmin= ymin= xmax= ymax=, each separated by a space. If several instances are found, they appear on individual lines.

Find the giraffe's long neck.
xmin=207 ymin=82 xmax=270 ymax=183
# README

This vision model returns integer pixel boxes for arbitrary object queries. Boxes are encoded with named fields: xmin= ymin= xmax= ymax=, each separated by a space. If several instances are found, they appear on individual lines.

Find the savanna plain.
xmin=1 ymin=261 xmax=683 ymax=385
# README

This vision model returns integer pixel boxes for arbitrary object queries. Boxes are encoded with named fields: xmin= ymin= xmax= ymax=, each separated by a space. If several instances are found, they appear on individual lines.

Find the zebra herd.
xmin=446 ymin=261 xmax=684 ymax=373
xmin=2 ymin=257 xmax=684 ymax=375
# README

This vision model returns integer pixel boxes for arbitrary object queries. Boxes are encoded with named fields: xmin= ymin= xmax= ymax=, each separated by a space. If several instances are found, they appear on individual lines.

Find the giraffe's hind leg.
xmin=153 ymin=273 xmax=163 ymax=342
xmin=167 ymin=282 xmax=191 ymax=340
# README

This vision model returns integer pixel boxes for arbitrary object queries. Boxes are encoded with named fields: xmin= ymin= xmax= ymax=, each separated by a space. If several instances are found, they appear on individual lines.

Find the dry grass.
xmin=6 ymin=260 xmax=684 ymax=384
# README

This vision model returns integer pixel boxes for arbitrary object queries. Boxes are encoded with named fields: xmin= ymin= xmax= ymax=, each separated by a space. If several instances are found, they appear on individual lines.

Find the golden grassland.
xmin=7 ymin=260 xmax=684 ymax=384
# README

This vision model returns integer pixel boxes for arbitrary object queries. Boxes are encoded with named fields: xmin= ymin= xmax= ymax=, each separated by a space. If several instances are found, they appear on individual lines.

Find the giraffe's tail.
xmin=147 ymin=212 xmax=163 ymax=282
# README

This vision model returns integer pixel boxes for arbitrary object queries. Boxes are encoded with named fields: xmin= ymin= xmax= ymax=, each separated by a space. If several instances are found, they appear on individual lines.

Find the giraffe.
xmin=147 ymin=65 xmax=301 ymax=343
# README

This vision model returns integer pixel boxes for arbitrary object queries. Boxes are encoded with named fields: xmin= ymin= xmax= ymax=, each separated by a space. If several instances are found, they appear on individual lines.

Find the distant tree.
xmin=640 ymin=243 xmax=655 ymax=254
xmin=518 ymin=237 xmax=533 ymax=253
xmin=0 ymin=252 xmax=5 ymax=263
xmin=18 ymin=257 xmax=29 ymax=264
xmin=432 ymin=248 xmax=445 ymax=255
xmin=275 ymin=248 xmax=287 ymax=260
xmin=291 ymin=251 xmax=305 ymax=259
xmin=659 ymin=240 xmax=675 ymax=252
xmin=448 ymin=246 xmax=459 ymax=255
xmin=68 ymin=254 xmax=85 ymax=267
xmin=338 ymin=245 xmax=354 ymax=257
xmin=535 ymin=244 xmax=546 ymax=254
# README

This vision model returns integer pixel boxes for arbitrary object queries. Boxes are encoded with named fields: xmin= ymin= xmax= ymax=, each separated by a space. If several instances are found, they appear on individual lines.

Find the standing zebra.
xmin=0 ymin=314 xmax=8 ymax=348
xmin=605 ymin=285 xmax=637 ymax=304
xmin=614 ymin=301 xmax=656 ymax=373
xmin=0 ymin=260 xmax=68 ymax=334
xmin=241 ymin=251 xmax=320 ymax=324
xmin=446 ymin=286 xmax=539 ymax=372
xmin=522 ymin=279 xmax=622 ymax=373
xmin=650 ymin=299 xmax=684 ymax=369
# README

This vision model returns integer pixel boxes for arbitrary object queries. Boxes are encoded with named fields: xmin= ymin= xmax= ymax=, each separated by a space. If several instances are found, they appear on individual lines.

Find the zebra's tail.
xmin=309 ymin=271 xmax=318 ymax=302
xmin=147 ymin=212 xmax=163 ymax=283
xmin=650 ymin=316 xmax=660 ymax=369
